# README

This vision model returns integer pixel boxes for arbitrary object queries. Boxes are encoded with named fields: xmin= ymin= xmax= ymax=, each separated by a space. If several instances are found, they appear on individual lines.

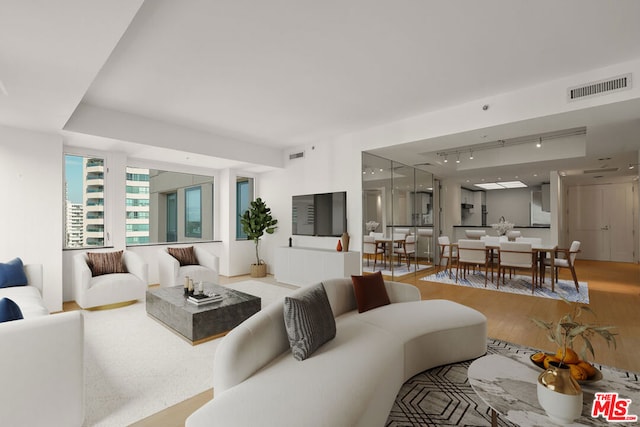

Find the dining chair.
xmin=393 ymin=234 xmax=416 ymax=268
xmin=363 ymin=235 xmax=384 ymax=267
xmin=456 ymin=239 xmax=490 ymax=286
xmin=481 ymin=235 xmax=507 ymax=274
xmin=437 ymin=236 xmax=458 ymax=278
xmin=506 ymin=230 xmax=522 ymax=241
xmin=498 ymin=242 xmax=536 ymax=293
xmin=465 ymin=229 xmax=487 ymax=239
xmin=515 ymin=237 xmax=542 ymax=245
xmin=542 ymin=241 xmax=581 ymax=291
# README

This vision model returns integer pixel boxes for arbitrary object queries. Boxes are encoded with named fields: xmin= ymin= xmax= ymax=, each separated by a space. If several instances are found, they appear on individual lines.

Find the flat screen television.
xmin=292 ymin=191 xmax=347 ymax=237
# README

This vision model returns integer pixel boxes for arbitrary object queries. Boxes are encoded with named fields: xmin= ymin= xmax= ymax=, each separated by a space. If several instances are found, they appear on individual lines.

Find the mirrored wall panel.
xmin=362 ymin=152 xmax=434 ymax=281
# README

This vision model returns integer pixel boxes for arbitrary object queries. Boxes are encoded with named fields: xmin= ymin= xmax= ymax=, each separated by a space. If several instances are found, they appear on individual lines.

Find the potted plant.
xmin=531 ymin=300 xmax=617 ymax=364
xmin=240 ymin=197 xmax=278 ymax=278
xmin=531 ymin=301 xmax=617 ymax=424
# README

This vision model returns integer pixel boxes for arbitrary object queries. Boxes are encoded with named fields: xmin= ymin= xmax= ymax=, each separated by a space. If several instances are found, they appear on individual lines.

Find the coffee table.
xmin=146 ymin=283 xmax=261 ymax=345
xmin=468 ymin=352 xmax=640 ymax=426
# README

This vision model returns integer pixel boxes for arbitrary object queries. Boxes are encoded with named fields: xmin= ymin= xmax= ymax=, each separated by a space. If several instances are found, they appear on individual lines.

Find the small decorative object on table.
xmin=491 ymin=216 xmax=514 ymax=236
xmin=531 ymin=301 xmax=618 ymax=423
xmin=336 ymin=239 xmax=342 ymax=252
xmin=341 ymin=232 xmax=350 ymax=252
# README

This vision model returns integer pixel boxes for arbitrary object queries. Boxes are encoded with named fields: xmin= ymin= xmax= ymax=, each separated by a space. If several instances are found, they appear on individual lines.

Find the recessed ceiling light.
xmin=474 ymin=181 xmax=527 ymax=190
xmin=474 ymin=183 xmax=504 ymax=190
xmin=500 ymin=181 xmax=528 ymax=188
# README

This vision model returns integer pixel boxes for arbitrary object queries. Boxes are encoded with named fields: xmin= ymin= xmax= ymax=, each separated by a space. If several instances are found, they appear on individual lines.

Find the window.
xmin=236 ymin=177 xmax=254 ymax=239
xmin=125 ymin=167 xmax=214 ymax=245
xmin=64 ymin=154 xmax=106 ymax=248
xmin=185 ymin=186 xmax=202 ymax=238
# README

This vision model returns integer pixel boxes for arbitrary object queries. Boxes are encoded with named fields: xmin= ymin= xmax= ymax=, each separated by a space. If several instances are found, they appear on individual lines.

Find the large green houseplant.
xmin=240 ymin=197 xmax=278 ymax=277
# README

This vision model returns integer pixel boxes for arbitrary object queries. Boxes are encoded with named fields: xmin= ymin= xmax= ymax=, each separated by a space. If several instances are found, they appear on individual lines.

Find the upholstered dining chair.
xmin=393 ymin=234 xmax=416 ymax=268
xmin=481 ymin=235 xmax=507 ymax=270
xmin=363 ymin=235 xmax=384 ymax=267
xmin=437 ymin=236 xmax=458 ymax=278
xmin=498 ymin=241 xmax=536 ymax=293
xmin=158 ymin=246 xmax=219 ymax=288
xmin=515 ymin=237 xmax=542 ymax=245
xmin=456 ymin=239 xmax=490 ymax=286
xmin=465 ymin=229 xmax=487 ymax=239
xmin=542 ymin=241 xmax=581 ymax=291
xmin=506 ymin=230 xmax=522 ymax=241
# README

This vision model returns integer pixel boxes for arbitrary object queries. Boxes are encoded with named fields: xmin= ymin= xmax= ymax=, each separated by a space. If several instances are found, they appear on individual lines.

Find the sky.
xmin=65 ymin=155 xmax=83 ymax=203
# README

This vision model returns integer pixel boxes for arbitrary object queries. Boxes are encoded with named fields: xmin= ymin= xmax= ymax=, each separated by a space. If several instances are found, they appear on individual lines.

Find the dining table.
xmin=375 ymin=237 xmax=406 ymax=269
xmin=457 ymin=241 xmax=558 ymax=292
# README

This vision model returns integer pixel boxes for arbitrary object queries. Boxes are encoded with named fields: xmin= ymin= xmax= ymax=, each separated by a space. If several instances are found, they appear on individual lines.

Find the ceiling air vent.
xmin=289 ymin=151 xmax=305 ymax=160
xmin=568 ymin=73 xmax=631 ymax=102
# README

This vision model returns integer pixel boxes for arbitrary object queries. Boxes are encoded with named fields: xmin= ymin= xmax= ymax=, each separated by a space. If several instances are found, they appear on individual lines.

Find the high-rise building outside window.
xmin=185 ymin=186 xmax=202 ymax=238
xmin=64 ymin=154 xmax=106 ymax=248
xmin=236 ymin=177 xmax=254 ymax=239
xmin=125 ymin=167 xmax=150 ymax=245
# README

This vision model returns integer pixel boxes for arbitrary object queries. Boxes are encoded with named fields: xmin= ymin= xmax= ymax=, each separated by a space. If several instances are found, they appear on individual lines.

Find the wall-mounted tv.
xmin=292 ymin=191 xmax=347 ymax=237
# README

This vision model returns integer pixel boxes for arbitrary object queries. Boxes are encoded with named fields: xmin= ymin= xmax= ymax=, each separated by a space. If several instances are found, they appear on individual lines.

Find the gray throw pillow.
xmin=283 ymin=283 xmax=336 ymax=361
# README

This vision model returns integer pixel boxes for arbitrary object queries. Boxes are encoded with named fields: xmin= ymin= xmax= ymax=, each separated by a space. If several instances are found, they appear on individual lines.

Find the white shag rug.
xmin=83 ymin=281 xmax=296 ymax=426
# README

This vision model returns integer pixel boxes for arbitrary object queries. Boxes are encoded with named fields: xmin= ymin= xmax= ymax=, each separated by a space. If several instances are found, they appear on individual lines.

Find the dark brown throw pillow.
xmin=167 ymin=246 xmax=199 ymax=266
xmin=87 ymin=251 xmax=126 ymax=277
xmin=351 ymin=271 xmax=391 ymax=313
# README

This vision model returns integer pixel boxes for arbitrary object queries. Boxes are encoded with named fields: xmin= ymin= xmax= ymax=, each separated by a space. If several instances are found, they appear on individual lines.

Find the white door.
xmin=568 ymin=183 xmax=635 ymax=262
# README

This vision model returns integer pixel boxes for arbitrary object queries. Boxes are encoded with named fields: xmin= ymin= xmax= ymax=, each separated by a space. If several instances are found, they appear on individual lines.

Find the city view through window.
xmin=64 ymin=155 xmax=214 ymax=248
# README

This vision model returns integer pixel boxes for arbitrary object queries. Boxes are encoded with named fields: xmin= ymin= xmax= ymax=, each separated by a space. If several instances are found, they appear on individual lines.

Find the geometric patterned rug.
xmin=420 ymin=268 xmax=589 ymax=303
xmin=387 ymin=338 xmax=640 ymax=426
xmin=386 ymin=338 xmax=526 ymax=427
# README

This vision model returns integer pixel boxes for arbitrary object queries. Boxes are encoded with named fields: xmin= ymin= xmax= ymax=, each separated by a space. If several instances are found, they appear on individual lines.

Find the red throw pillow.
xmin=351 ymin=271 xmax=390 ymax=313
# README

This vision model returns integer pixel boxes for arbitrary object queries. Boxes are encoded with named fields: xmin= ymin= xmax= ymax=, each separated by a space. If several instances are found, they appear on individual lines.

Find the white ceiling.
xmin=2 ymin=0 xmax=640 ymax=181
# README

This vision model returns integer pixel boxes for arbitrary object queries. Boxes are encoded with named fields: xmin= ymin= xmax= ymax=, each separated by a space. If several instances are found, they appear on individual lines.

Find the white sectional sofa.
xmin=186 ymin=278 xmax=487 ymax=426
xmin=0 ymin=264 xmax=84 ymax=427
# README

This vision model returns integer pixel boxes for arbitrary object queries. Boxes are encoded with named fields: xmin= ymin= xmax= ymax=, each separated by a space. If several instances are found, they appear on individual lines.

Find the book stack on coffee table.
xmin=187 ymin=292 xmax=223 ymax=306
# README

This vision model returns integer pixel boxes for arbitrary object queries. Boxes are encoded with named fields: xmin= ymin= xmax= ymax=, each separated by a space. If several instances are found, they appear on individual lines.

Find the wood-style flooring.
xmin=129 ymin=259 xmax=640 ymax=426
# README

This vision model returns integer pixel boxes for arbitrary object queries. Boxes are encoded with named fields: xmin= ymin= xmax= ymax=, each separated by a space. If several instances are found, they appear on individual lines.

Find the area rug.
xmin=363 ymin=262 xmax=432 ymax=277
xmin=83 ymin=281 xmax=295 ymax=426
xmin=421 ymin=268 xmax=589 ymax=303
xmin=386 ymin=338 xmax=639 ymax=426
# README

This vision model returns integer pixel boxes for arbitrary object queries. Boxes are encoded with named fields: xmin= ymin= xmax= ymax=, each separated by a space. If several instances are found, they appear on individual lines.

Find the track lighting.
xmin=536 ymin=137 xmax=542 ymax=148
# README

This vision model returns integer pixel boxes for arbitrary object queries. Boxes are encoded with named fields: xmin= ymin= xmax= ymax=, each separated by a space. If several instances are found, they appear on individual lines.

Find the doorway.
xmin=567 ymin=183 xmax=635 ymax=262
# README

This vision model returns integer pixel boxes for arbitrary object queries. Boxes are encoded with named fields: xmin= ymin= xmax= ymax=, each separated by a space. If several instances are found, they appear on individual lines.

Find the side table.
xmin=468 ymin=353 xmax=640 ymax=426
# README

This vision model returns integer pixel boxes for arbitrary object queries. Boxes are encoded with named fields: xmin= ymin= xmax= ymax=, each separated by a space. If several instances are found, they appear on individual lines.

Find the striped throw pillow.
xmin=283 ymin=283 xmax=336 ymax=361
xmin=87 ymin=251 xmax=126 ymax=277
xmin=167 ymin=247 xmax=199 ymax=266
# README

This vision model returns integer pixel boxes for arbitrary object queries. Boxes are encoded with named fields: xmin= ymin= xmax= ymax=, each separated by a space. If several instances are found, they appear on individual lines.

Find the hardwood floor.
xmin=130 ymin=259 xmax=639 ymax=426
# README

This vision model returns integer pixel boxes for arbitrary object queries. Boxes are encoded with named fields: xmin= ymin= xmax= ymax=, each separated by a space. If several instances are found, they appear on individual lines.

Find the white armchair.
xmin=158 ymin=246 xmax=219 ymax=288
xmin=73 ymin=251 xmax=148 ymax=309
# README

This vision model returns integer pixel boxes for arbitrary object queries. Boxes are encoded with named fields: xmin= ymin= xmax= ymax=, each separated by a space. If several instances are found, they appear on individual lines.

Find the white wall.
xmin=255 ymin=59 xmax=640 ymax=266
xmin=485 ymin=188 xmax=531 ymax=226
xmin=258 ymin=141 xmax=364 ymax=272
xmin=0 ymin=126 xmax=63 ymax=312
